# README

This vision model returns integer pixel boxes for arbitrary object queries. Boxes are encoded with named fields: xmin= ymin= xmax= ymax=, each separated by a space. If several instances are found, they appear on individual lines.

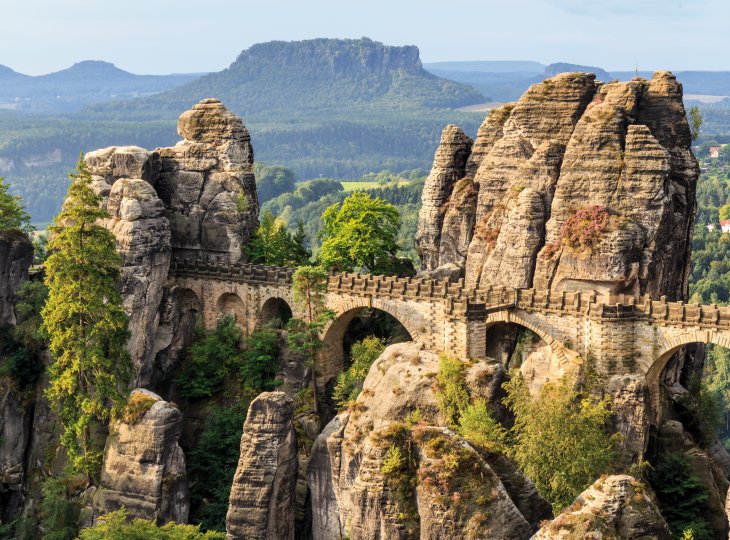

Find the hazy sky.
xmin=2 ymin=0 xmax=728 ymax=75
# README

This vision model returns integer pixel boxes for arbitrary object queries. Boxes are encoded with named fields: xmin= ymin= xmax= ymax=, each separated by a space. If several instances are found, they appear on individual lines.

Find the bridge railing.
xmin=169 ymin=255 xmax=730 ymax=328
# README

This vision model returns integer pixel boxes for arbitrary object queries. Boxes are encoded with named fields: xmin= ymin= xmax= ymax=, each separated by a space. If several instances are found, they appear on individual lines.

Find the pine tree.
xmin=0 ymin=176 xmax=33 ymax=233
xmin=41 ymin=157 xmax=133 ymax=476
xmin=248 ymin=210 xmax=310 ymax=267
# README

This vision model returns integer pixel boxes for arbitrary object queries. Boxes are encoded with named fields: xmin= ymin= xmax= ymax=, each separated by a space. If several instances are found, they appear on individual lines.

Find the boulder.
xmin=308 ymin=342 xmax=550 ymax=539
xmin=94 ymin=389 xmax=188 ymax=524
xmin=226 ymin=391 xmax=298 ymax=540
xmin=532 ymin=475 xmax=671 ymax=539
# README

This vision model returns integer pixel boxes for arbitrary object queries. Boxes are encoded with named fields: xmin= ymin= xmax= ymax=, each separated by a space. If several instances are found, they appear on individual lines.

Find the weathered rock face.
xmin=82 ymin=99 xmax=259 ymax=387
xmin=308 ymin=342 xmax=551 ymax=539
xmin=102 ymin=178 xmax=171 ymax=387
xmin=0 ymin=379 xmax=31 ymax=521
xmin=417 ymin=71 xmax=698 ymax=301
xmin=226 ymin=391 xmax=298 ymax=540
xmin=0 ymin=230 xmax=33 ymax=327
xmin=415 ymin=126 xmax=472 ymax=278
xmin=657 ymin=420 xmax=730 ymax=537
xmin=157 ymin=98 xmax=258 ymax=262
xmin=532 ymin=475 xmax=671 ymax=539
xmin=94 ymin=389 xmax=188 ymax=524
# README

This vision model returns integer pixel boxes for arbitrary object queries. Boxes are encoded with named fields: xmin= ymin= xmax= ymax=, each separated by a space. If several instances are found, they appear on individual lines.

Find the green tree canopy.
xmin=502 ymin=373 xmax=619 ymax=511
xmin=41 ymin=157 xmax=133 ymax=475
xmin=247 ymin=210 xmax=310 ymax=267
xmin=318 ymin=191 xmax=401 ymax=274
xmin=255 ymin=163 xmax=297 ymax=204
xmin=0 ymin=176 xmax=33 ymax=233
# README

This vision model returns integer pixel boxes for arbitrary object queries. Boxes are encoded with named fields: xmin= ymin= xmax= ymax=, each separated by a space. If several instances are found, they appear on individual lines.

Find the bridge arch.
xmin=216 ymin=292 xmax=246 ymax=328
xmin=483 ymin=310 xmax=571 ymax=368
xmin=260 ymin=296 xmax=293 ymax=328
xmin=647 ymin=329 xmax=730 ymax=395
xmin=319 ymin=298 xmax=419 ymax=388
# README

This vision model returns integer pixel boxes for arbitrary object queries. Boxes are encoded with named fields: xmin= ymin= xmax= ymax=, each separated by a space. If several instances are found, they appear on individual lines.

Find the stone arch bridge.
xmin=170 ymin=256 xmax=730 ymax=396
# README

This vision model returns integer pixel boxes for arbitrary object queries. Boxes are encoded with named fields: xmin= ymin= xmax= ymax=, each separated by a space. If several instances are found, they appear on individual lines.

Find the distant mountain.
xmin=89 ymin=38 xmax=484 ymax=120
xmin=1 ymin=38 xmax=485 ymax=221
xmin=0 ymin=61 xmax=201 ymax=113
xmin=424 ymin=61 xmax=546 ymax=74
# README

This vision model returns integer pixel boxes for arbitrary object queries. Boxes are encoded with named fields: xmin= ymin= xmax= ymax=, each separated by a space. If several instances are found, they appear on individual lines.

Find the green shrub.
xmin=78 ymin=508 xmax=225 ymax=539
xmin=40 ymin=477 xmax=78 ymax=540
xmin=176 ymin=316 xmax=242 ymax=399
xmin=332 ymin=336 xmax=385 ymax=408
xmin=186 ymin=402 xmax=248 ymax=532
xmin=240 ymin=326 xmax=282 ymax=393
xmin=434 ymin=355 xmax=470 ymax=428
xmin=502 ymin=373 xmax=619 ymax=511
xmin=457 ymin=399 xmax=507 ymax=452
xmin=649 ymin=452 xmax=712 ymax=540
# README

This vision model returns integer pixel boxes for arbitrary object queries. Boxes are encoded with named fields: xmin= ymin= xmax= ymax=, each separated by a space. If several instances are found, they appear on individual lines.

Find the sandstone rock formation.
xmin=226 ymin=391 xmax=298 ymax=540
xmin=0 ymin=380 xmax=31 ymax=521
xmin=82 ymin=98 xmax=259 ymax=387
xmin=157 ymin=98 xmax=258 ymax=262
xmin=0 ymin=229 xmax=33 ymax=326
xmin=101 ymin=177 xmax=171 ymax=386
xmin=309 ymin=342 xmax=551 ymax=539
xmin=532 ymin=475 xmax=671 ymax=539
xmin=416 ymin=71 xmax=698 ymax=301
xmin=94 ymin=389 xmax=188 ymax=524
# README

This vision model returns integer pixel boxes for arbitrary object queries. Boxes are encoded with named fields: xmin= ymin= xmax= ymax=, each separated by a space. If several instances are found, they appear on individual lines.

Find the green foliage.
xmin=41 ymin=157 xmax=132 ymax=475
xmin=240 ymin=326 xmax=282 ymax=393
xmin=0 ymin=281 xmax=47 ymax=389
xmin=434 ymin=355 xmax=470 ymax=428
xmin=381 ymin=444 xmax=405 ymax=475
xmin=247 ymin=210 xmax=310 ymax=267
xmin=0 ymin=176 xmax=32 ymax=233
xmin=287 ymin=266 xmax=333 ymax=413
xmin=40 ymin=477 xmax=78 ymax=540
xmin=649 ymin=452 xmax=712 ymax=540
xmin=176 ymin=316 xmax=242 ymax=399
xmin=318 ymin=192 xmax=402 ymax=274
xmin=332 ymin=336 xmax=386 ymax=408
xmin=705 ymin=345 xmax=730 ymax=445
xmin=676 ymin=374 xmax=724 ymax=448
xmin=689 ymin=105 xmax=703 ymax=141
xmin=457 ymin=399 xmax=507 ymax=452
xmin=77 ymin=508 xmax=225 ymax=539
xmin=502 ymin=373 xmax=619 ymax=511
xmin=187 ymin=402 xmax=248 ymax=532
xmin=255 ymin=163 xmax=297 ymax=204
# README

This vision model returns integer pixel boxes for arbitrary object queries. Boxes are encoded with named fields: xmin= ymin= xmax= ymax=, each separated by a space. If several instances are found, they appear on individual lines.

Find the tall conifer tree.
xmin=42 ymin=157 xmax=132 ymax=475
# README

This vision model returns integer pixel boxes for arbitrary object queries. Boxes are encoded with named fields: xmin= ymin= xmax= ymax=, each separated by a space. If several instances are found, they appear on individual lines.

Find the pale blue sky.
xmin=2 ymin=0 xmax=728 ymax=75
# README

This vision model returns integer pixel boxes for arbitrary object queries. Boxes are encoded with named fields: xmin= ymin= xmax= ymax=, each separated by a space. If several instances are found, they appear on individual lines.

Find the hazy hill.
xmin=87 ymin=38 xmax=484 ymax=120
xmin=0 ymin=38 xmax=484 ymax=222
xmin=0 ymin=61 xmax=200 ymax=113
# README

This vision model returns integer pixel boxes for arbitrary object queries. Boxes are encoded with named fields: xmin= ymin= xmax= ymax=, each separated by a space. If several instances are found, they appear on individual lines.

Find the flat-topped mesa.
xmin=417 ymin=71 xmax=699 ymax=301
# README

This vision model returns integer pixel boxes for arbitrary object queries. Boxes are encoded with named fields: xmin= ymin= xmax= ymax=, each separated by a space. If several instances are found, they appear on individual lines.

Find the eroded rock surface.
xmin=0 ymin=230 xmax=33 ymax=326
xmin=226 ymin=391 xmax=298 ymax=540
xmin=82 ymin=99 xmax=259 ymax=387
xmin=416 ymin=71 xmax=698 ymax=301
xmin=308 ymin=342 xmax=550 ymax=539
xmin=532 ymin=475 xmax=671 ymax=539
xmin=94 ymin=389 xmax=188 ymax=524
